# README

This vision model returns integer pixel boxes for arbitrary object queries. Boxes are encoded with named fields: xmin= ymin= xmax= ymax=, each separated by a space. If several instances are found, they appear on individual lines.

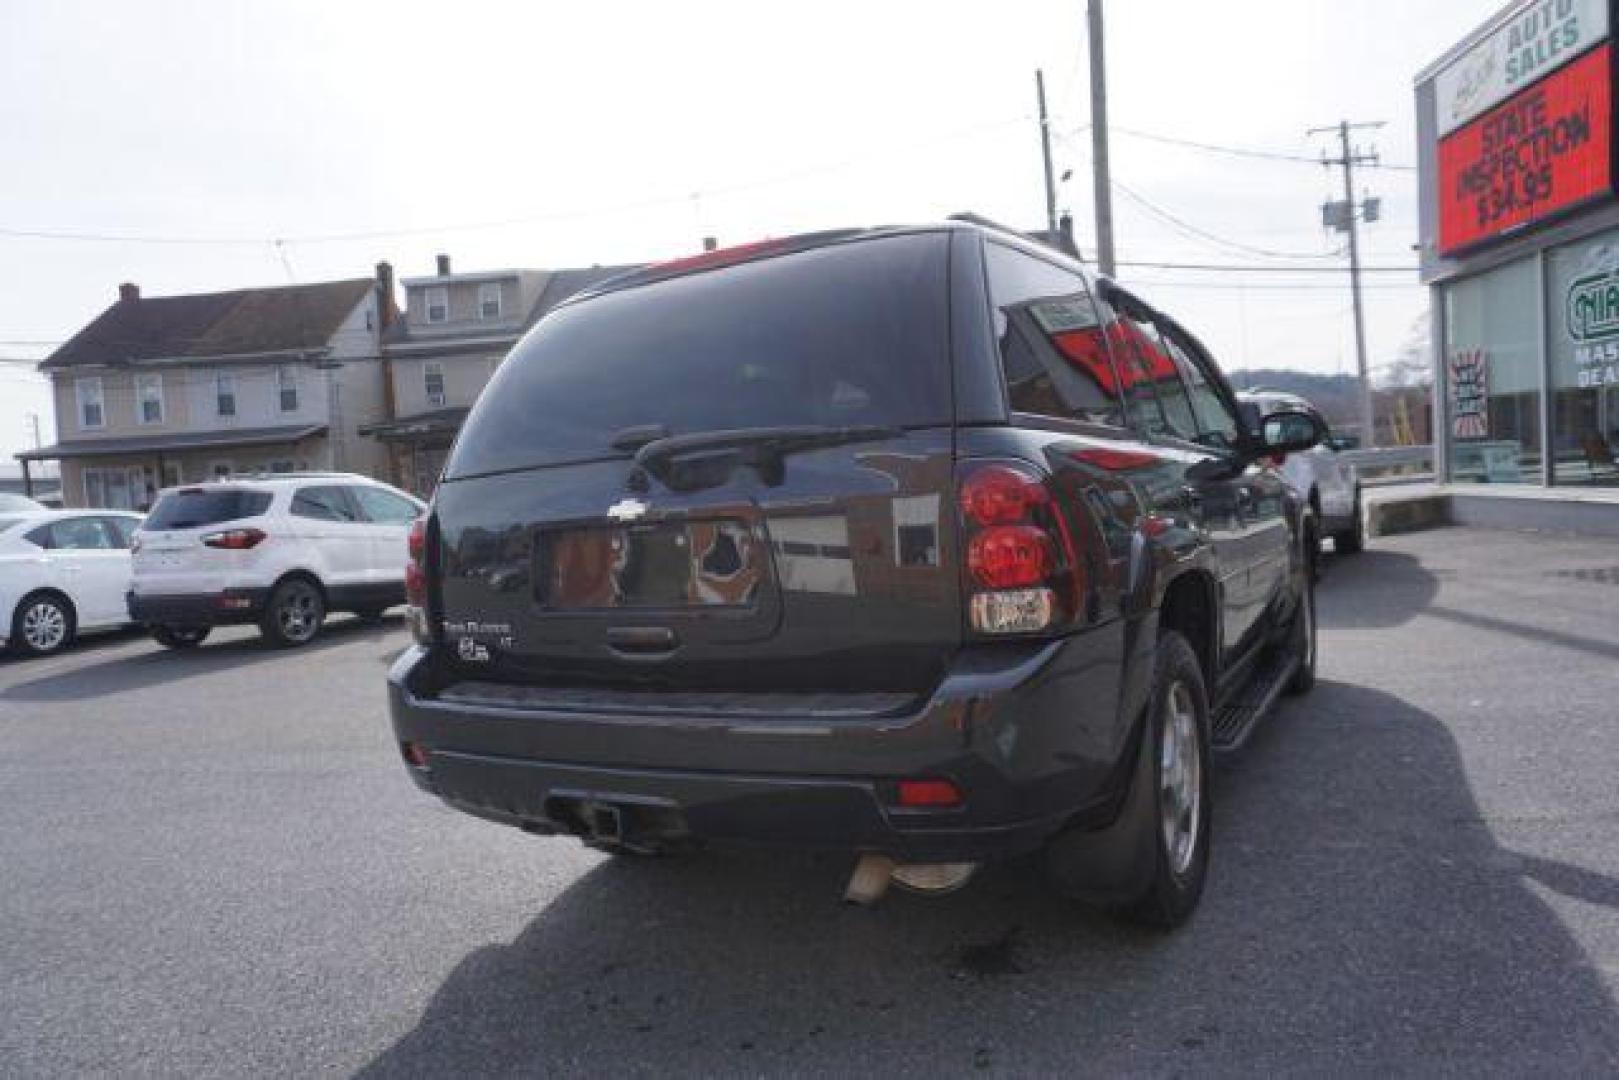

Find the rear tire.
xmin=1334 ymin=490 xmax=1364 ymax=554
xmin=259 ymin=578 xmax=325 ymax=648
xmin=151 ymin=625 xmax=210 ymax=649
xmin=11 ymin=592 xmax=76 ymax=657
xmin=1046 ymin=631 xmax=1212 ymax=930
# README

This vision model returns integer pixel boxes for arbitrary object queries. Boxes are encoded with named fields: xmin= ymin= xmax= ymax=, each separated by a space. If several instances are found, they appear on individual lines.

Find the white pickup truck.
xmin=1237 ymin=390 xmax=1363 ymax=555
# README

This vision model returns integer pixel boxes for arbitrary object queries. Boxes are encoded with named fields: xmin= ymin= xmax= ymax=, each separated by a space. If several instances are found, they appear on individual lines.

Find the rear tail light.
xmin=957 ymin=461 xmax=1081 ymax=635
xmin=201 ymin=527 xmax=266 ymax=550
xmin=406 ymin=517 xmax=431 ymax=645
xmin=967 ymin=525 xmax=1053 ymax=588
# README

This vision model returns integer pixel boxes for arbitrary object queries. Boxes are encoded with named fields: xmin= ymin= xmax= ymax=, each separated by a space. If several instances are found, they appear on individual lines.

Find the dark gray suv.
xmin=386 ymin=219 xmax=1325 ymax=927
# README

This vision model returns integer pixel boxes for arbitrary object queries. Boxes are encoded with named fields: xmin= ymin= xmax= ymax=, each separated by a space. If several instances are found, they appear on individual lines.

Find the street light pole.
xmin=1036 ymin=69 xmax=1058 ymax=236
xmin=1088 ymin=0 xmax=1116 ymax=277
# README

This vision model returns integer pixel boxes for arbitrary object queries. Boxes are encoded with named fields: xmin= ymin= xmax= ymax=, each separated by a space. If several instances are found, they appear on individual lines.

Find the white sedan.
xmin=0 ymin=510 xmax=145 ymax=656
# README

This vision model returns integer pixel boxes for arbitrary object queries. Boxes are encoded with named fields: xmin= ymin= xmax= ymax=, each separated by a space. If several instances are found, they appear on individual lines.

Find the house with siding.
xmin=18 ymin=269 xmax=395 ymax=508
xmin=362 ymin=254 xmax=635 ymax=496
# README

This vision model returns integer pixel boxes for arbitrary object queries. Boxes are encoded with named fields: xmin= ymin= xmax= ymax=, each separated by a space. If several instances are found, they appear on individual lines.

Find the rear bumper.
xmin=386 ymin=622 xmax=1147 ymax=862
xmin=127 ymin=588 xmax=268 ymax=627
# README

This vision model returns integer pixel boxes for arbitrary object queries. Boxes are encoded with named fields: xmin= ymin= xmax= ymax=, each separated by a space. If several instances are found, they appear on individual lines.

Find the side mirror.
xmin=1237 ymin=400 xmax=1263 ymax=437
xmin=1260 ymin=410 xmax=1328 ymax=456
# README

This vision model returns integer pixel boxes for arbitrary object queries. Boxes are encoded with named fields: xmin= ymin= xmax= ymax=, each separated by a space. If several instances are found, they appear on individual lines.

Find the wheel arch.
xmin=1156 ymin=567 xmax=1220 ymax=694
xmin=13 ymin=586 xmax=78 ymax=626
xmin=269 ymin=569 xmax=327 ymax=600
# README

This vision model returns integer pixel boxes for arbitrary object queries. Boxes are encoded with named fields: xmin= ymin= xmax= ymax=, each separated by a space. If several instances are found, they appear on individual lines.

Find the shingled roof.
xmin=42 ymin=278 xmax=375 ymax=371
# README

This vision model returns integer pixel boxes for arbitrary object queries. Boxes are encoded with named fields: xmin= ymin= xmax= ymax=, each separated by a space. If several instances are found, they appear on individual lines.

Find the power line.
xmin=1101 ymin=124 xmax=1417 ymax=171
xmin=1122 ymin=278 xmax=1419 ymax=292
xmin=1119 ymin=259 xmax=1416 ymax=273
xmin=0 ymin=115 xmax=1034 ymax=249
xmin=1110 ymin=178 xmax=1342 ymax=261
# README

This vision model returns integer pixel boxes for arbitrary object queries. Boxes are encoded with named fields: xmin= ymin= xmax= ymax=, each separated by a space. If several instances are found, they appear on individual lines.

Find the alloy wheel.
xmin=1158 ymin=681 xmax=1203 ymax=878
xmin=276 ymin=584 xmax=322 ymax=644
xmin=22 ymin=600 xmax=68 ymax=653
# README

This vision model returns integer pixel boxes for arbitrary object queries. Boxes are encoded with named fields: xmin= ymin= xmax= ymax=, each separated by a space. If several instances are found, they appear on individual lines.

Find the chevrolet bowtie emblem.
xmin=607 ymin=498 xmax=649 ymax=522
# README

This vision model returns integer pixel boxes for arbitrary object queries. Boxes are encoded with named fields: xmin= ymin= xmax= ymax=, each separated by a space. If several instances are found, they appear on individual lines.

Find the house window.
xmin=216 ymin=372 xmax=237 ymax=418
xmin=136 ymin=373 xmax=164 ymax=425
xmin=277 ymin=366 xmax=298 ymax=412
xmin=210 ymin=460 xmax=232 ymax=480
xmin=161 ymin=461 xmax=182 ymax=488
xmin=479 ymin=283 xmax=502 ymax=320
xmin=76 ymin=377 xmax=105 ymax=430
xmin=424 ymin=362 xmax=446 ymax=407
xmin=426 ymin=287 xmax=449 ymax=324
xmin=81 ymin=467 xmax=135 ymax=510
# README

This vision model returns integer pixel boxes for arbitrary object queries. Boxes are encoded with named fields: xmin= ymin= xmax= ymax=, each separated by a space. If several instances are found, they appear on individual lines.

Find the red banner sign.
xmin=1438 ymin=42 xmax=1613 ymax=255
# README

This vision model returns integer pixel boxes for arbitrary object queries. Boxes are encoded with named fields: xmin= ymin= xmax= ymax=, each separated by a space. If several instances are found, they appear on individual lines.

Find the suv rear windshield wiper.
xmin=633 ymin=424 xmax=900 ymax=487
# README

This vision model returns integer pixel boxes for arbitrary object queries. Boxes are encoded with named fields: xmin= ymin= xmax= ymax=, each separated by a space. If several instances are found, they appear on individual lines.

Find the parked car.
xmin=385 ymin=219 xmax=1326 ymax=928
xmin=1 ymin=509 xmax=145 ymax=656
xmin=1236 ymin=389 xmax=1362 ymax=554
xmin=129 ymin=473 xmax=425 ymax=649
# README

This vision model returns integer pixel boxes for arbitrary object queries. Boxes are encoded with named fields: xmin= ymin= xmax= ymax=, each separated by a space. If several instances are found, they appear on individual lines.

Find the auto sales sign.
xmin=1437 ymin=0 xmax=1609 ymax=135
xmin=1438 ymin=40 xmax=1614 ymax=254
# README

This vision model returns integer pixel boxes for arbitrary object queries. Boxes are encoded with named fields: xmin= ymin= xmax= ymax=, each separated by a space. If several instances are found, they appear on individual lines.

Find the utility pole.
xmin=1087 ymin=0 xmax=1116 ymax=277
xmin=1036 ymin=69 xmax=1057 ymax=236
xmin=1312 ymin=119 xmax=1384 ymax=447
xmin=27 ymin=412 xmax=41 ymax=450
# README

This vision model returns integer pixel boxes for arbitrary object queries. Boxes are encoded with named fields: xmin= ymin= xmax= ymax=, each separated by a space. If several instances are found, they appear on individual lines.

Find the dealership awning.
xmin=15 ymin=423 xmax=328 ymax=462
xmin=359 ymin=407 xmax=469 ymax=444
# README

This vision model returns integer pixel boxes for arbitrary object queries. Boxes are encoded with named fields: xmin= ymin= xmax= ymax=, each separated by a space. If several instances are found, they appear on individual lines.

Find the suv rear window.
xmin=145 ymin=489 xmax=272 ymax=530
xmin=446 ymin=233 xmax=951 ymax=479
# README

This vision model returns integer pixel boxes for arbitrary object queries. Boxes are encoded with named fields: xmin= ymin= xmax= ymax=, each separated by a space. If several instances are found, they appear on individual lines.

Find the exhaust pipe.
xmin=844 ymin=854 xmax=895 ymax=905
xmin=892 ymin=861 xmax=978 ymax=895
xmin=844 ymin=856 xmax=979 ymax=904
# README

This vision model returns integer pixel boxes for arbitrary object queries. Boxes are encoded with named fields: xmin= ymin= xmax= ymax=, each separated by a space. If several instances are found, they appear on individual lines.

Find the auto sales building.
xmin=1418 ymin=0 xmax=1619 ymax=490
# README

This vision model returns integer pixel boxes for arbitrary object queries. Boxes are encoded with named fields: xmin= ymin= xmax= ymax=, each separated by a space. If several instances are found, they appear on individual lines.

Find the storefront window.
xmin=1547 ymin=230 xmax=1619 ymax=487
xmin=1444 ymin=258 xmax=1541 ymax=483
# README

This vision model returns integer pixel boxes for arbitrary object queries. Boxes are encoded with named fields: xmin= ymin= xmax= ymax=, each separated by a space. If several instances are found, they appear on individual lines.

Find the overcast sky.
xmin=0 ymin=0 xmax=1490 ymax=458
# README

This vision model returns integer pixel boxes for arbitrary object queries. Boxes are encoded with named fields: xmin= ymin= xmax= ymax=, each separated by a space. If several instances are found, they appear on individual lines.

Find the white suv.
xmin=1237 ymin=390 xmax=1362 ymax=555
xmin=129 ymin=473 xmax=425 ymax=648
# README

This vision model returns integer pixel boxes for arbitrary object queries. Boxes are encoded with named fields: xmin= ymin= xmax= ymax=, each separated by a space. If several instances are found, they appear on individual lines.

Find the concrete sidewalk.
xmin=1367 ymin=482 xmax=1619 ymax=539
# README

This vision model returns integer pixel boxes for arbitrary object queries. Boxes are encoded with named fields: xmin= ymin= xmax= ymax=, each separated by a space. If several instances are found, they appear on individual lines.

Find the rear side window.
xmin=984 ymin=243 xmax=1123 ymax=427
xmin=145 ymin=489 xmax=272 ymax=530
xmin=34 ymin=517 xmax=118 ymax=550
xmin=101 ymin=516 xmax=140 ymax=549
xmin=291 ymin=486 xmax=361 ymax=522
xmin=1158 ymin=328 xmax=1239 ymax=449
xmin=446 ymin=233 xmax=952 ymax=478
xmin=350 ymin=486 xmax=421 ymax=524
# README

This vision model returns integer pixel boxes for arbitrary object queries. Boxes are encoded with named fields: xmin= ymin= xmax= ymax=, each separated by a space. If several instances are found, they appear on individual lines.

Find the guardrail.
xmin=1342 ymin=445 xmax=1434 ymax=484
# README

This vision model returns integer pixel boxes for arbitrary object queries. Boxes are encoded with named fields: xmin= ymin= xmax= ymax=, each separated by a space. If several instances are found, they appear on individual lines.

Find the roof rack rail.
xmin=949 ymin=212 xmax=1084 ymax=263
xmin=947 ymin=212 xmax=1026 ymax=236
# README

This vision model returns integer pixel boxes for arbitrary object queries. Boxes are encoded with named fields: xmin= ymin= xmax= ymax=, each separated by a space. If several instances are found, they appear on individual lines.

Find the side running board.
xmin=1210 ymin=650 xmax=1300 ymax=752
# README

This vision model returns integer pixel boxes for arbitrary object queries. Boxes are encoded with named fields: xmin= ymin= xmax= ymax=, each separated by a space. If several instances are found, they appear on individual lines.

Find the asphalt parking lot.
xmin=2 ymin=526 xmax=1617 ymax=1076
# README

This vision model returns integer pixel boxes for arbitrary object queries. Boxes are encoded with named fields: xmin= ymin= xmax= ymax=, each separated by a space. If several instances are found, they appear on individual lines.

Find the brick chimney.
xmin=435 ymin=253 xmax=451 ymax=276
xmin=118 ymin=282 xmax=140 ymax=302
xmin=374 ymin=261 xmax=396 ymax=330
